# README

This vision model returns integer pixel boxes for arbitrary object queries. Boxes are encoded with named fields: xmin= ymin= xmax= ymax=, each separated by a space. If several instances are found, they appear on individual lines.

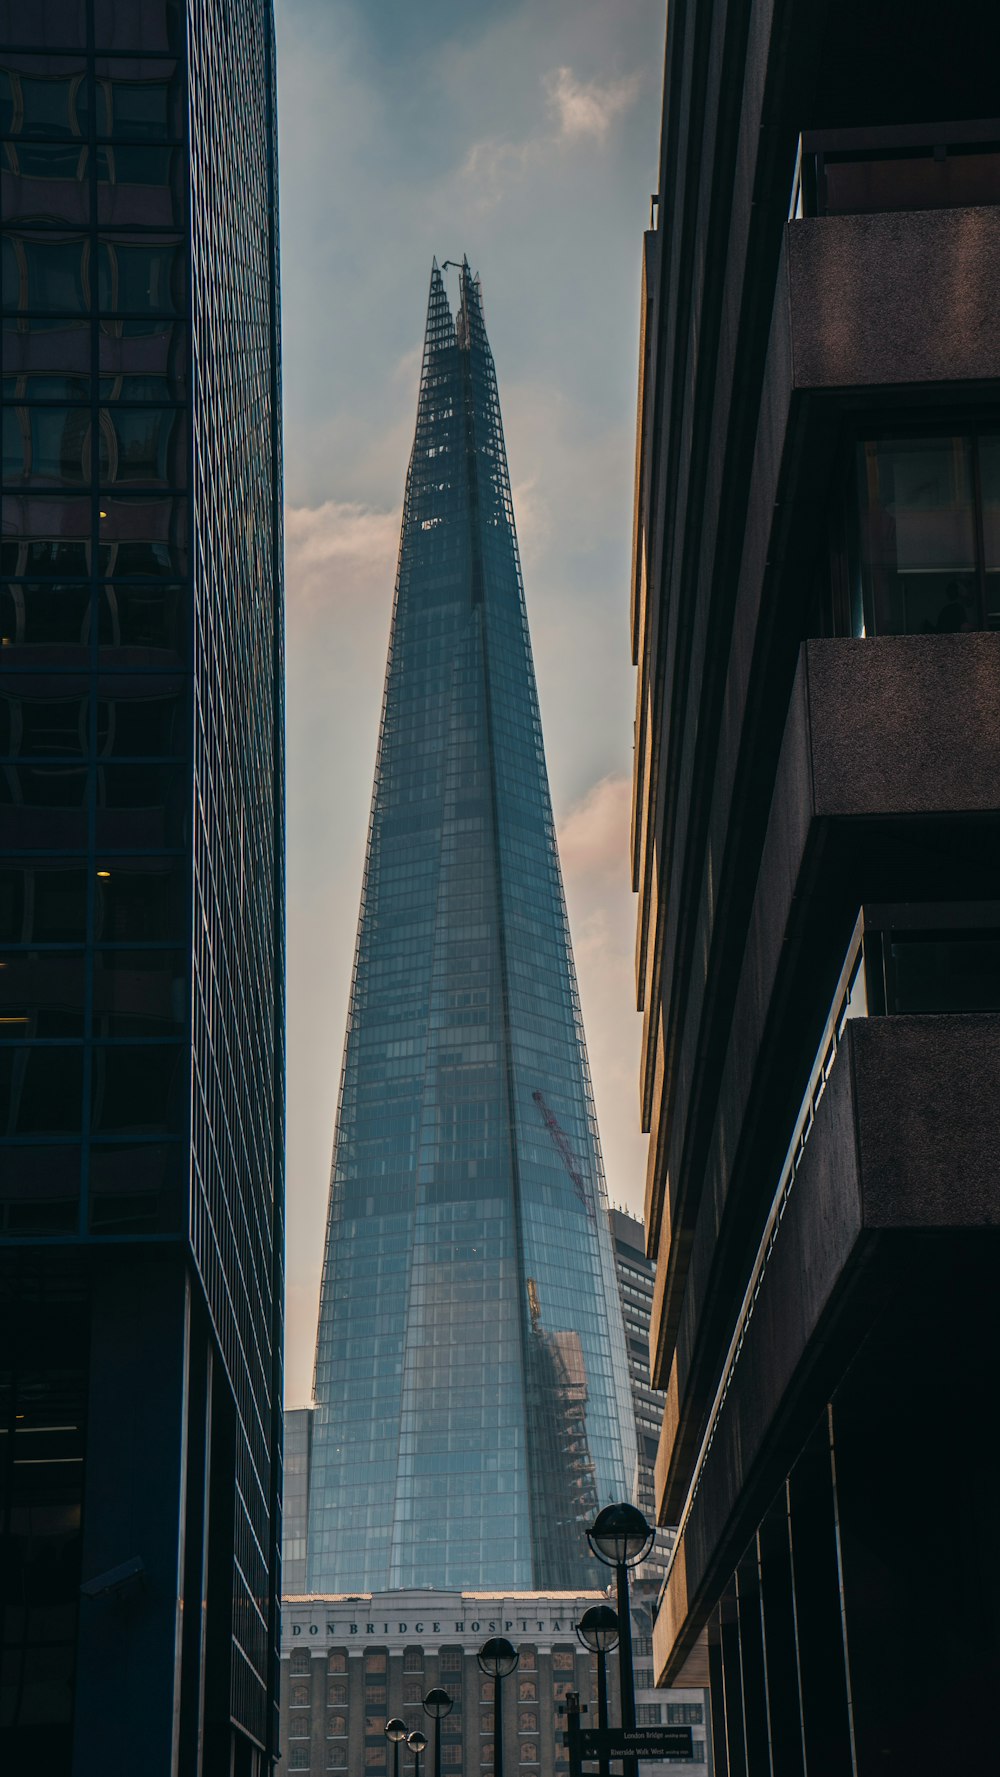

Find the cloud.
xmin=285 ymin=498 xmax=401 ymax=620
xmin=558 ymin=772 xmax=632 ymax=884
xmin=457 ymin=61 xmax=643 ymax=210
xmin=545 ymin=66 xmax=643 ymax=141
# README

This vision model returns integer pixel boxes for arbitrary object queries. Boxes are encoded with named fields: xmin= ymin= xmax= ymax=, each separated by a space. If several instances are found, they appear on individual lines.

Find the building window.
xmin=666 ymin=1704 xmax=704 ymax=1725
xmin=291 ymin=1682 xmax=311 ymax=1708
xmin=552 ymin=1682 xmax=573 ymax=1703
xmin=632 ymin=1637 xmax=652 ymax=1659
xmin=551 ymin=1651 xmax=574 ymax=1672
xmin=518 ymin=1648 xmax=536 ymax=1671
xmin=365 ymin=1751 xmax=386 ymax=1769
xmin=440 ymin=1649 xmax=462 ymax=1673
xmin=404 ymin=1648 xmax=424 ymax=1673
xmin=555 ymin=1747 xmax=569 ymax=1766
xmin=637 ymin=1705 xmax=661 ymax=1725
xmin=327 ymin=1750 xmax=348 ymax=1772
xmin=366 ymin=1687 xmax=387 ymax=1708
xmin=634 ymin=1668 xmax=653 ymax=1690
xmin=328 ymin=1714 xmax=348 ymax=1737
xmin=517 ymin=1680 xmax=536 ymax=1703
xmin=480 ymin=1713 xmax=495 ymax=1734
xmin=329 ymin=1650 xmax=348 ymax=1674
xmin=481 ymin=1751 xmax=494 ymax=1769
xmin=519 ymin=1745 xmax=538 ymax=1765
xmin=366 ymin=1716 xmax=386 ymax=1737
xmin=290 ymin=1749 xmax=311 ymax=1772
xmin=404 ymin=1682 xmax=423 ymax=1705
xmin=442 ymin=1749 xmax=462 ymax=1767
xmin=692 ymin=1739 xmax=706 ymax=1760
xmin=291 ymin=1649 xmax=311 ymax=1676
xmin=328 ymin=1682 xmax=348 ymax=1707
xmin=480 ymin=1680 xmax=495 ymax=1703
xmin=834 ymin=433 xmax=1000 ymax=638
xmin=289 ymin=1714 xmax=312 ymax=1739
xmin=366 ymin=1653 xmax=388 ymax=1674
xmin=518 ymin=1712 xmax=538 ymax=1734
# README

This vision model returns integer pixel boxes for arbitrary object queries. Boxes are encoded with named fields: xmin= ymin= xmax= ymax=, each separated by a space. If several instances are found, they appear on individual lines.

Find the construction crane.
xmin=531 ymin=1090 xmax=595 ymax=1222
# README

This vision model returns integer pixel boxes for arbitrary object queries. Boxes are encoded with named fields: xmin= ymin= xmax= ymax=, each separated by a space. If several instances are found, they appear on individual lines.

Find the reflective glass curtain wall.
xmin=0 ymin=2 xmax=283 ymax=1769
xmin=309 ymin=263 xmax=634 ymax=1595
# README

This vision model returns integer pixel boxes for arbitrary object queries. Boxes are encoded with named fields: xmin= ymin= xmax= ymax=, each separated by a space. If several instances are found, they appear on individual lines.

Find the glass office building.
xmin=0 ymin=3 xmax=284 ymax=1771
xmin=308 ymin=262 xmax=635 ymax=1596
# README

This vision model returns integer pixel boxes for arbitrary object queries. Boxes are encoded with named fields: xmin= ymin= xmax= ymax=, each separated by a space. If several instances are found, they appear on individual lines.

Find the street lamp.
xmin=407 ymin=1727 xmax=428 ymax=1777
xmin=386 ymin=1718 xmax=408 ymax=1777
xmin=477 ymin=1635 xmax=519 ymax=1777
xmin=587 ymin=1504 xmax=654 ymax=1777
xmin=577 ymin=1606 xmax=619 ymax=1777
xmin=423 ymin=1686 xmax=453 ymax=1777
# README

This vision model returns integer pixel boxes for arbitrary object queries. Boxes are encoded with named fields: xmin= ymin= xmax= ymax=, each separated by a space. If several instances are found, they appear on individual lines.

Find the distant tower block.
xmin=307 ymin=261 xmax=636 ymax=1593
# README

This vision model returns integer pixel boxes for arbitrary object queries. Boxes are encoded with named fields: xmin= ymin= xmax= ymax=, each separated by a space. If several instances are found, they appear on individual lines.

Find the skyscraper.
xmin=0 ymin=3 xmax=284 ymax=1771
xmin=632 ymin=0 xmax=1000 ymax=1768
xmin=308 ymin=261 xmax=635 ymax=1596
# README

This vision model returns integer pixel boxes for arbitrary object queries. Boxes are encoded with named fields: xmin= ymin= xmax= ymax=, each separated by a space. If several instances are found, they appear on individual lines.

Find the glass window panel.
xmin=92 ymin=0 xmax=185 ymax=54
xmin=0 ymin=55 xmax=88 ymax=135
xmin=978 ymin=434 xmax=1000 ymax=629
xmin=0 ymin=762 xmax=88 ymax=851
xmin=98 ymin=582 xmax=185 ymax=659
xmin=94 ymin=762 xmax=186 ymax=849
xmin=96 ymin=677 xmax=186 ymax=757
xmin=0 ymin=580 xmax=91 ymax=652
xmin=0 ymin=1140 xmax=79 ymax=1233
xmin=88 ymin=1136 xmax=180 ymax=1232
xmin=1 ymin=142 xmax=90 ymax=227
xmin=97 ymin=237 xmax=185 ymax=315
xmin=2 ymin=316 xmax=91 ymax=400
xmin=328 ymin=1651 xmax=347 ymax=1675
xmin=99 ymin=318 xmax=186 ymax=400
xmin=97 ymin=493 xmax=187 ymax=578
xmin=92 ymin=59 xmax=184 ymax=142
xmin=96 ymin=145 xmax=184 ymax=229
xmin=0 ymin=686 xmax=87 ymax=756
xmin=90 ymin=1040 xmax=184 ymax=1134
xmin=92 ymin=948 xmax=186 ymax=1038
xmin=857 ymin=438 xmax=977 ymax=635
xmin=2 ymin=405 xmax=91 ymax=485
xmin=0 ymin=856 xmax=86 ymax=942
xmin=2 ymin=233 xmax=90 ymax=313
xmin=888 ymin=934 xmax=1000 ymax=1014
xmin=95 ymin=856 xmax=188 ymax=952
xmin=0 ymin=1043 xmax=83 ymax=1135
xmin=0 ymin=948 xmax=85 ymax=1037
xmin=99 ymin=405 xmax=184 ymax=486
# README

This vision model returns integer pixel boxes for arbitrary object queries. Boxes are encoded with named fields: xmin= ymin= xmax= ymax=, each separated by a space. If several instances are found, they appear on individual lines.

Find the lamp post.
xmin=386 ymin=1718 xmax=408 ymax=1777
xmin=576 ymin=1605 xmax=619 ymax=1777
xmin=407 ymin=1727 xmax=428 ymax=1777
xmin=587 ymin=1504 xmax=654 ymax=1777
xmin=477 ymin=1635 xmax=519 ymax=1777
xmin=423 ymin=1686 xmax=453 ymax=1777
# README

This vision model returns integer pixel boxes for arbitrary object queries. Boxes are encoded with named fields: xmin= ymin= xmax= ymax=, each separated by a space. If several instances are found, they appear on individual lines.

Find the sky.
xmin=278 ymin=0 xmax=666 ymax=1405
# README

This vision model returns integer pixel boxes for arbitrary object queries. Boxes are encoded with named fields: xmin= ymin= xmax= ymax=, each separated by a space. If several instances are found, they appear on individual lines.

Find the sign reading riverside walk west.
xmin=572 ymin=1725 xmax=694 ymax=1761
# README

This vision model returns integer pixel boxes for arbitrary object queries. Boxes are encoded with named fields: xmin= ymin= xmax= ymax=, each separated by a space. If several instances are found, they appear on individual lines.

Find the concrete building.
xmin=631 ymin=1 xmax=1000 ymax=1771
xmin=276 ymin=1591 xmax=708 ymax=1777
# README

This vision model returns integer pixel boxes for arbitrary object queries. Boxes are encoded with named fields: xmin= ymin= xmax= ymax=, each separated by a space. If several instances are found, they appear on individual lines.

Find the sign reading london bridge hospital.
xmin=281 ymin=1591 xmax=610 ymax=1654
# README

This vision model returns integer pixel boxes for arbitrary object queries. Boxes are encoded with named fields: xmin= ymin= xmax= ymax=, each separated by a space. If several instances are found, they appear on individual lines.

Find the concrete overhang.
xmin=653 ymin=633 xmax=1000 ymax=1521
xmin=654 ymin=1011 xmax=1000 ymax=1686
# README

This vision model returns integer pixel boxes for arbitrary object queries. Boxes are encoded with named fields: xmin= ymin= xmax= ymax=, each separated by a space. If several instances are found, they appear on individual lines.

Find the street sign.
xmin=573 ymin=1726 xmax=694 ymax=1761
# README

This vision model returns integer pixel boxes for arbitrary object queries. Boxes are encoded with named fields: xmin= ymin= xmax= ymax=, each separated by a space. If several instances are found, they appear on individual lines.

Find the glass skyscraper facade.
xmin=0 ymin=3 xmax=284 ymax=1770
xmin=308 ymin=262 xmax=635 ymax=1596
